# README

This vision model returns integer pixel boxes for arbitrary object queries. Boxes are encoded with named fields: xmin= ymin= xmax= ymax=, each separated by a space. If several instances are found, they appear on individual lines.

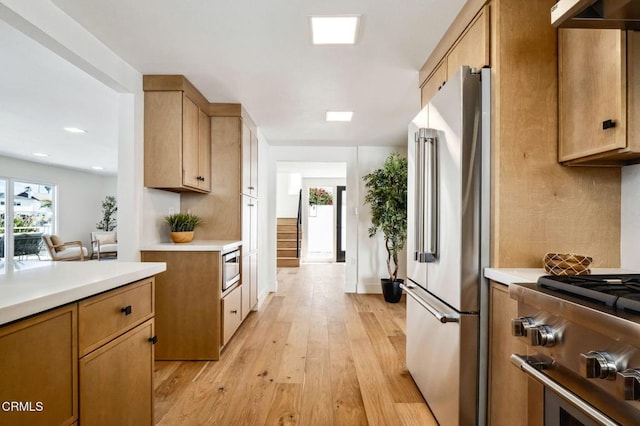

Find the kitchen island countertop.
xmin=140 ymin=240 xmax=241 ymax=252
xmin=0 ymin=261 xmax=166 ymax=326
xmin=485 ymin=267 xmax=639 ymax=287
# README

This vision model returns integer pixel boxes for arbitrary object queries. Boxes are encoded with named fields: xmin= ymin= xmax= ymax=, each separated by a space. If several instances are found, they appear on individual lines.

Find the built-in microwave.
xmin=222 ymin=249 xmax=240 ymax=291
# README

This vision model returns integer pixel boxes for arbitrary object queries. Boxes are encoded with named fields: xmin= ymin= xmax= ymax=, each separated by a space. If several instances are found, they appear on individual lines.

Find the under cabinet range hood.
xmin=552 ymin=0 xmax=640 ymax=29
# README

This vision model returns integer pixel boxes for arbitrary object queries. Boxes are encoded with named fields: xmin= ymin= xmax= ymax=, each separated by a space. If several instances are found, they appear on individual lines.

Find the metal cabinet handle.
xmin=148 ymin=336 xmax=158 ymax=344
xmin=400 ymin=283 xmax=458 ymax=323
xmin=510 ymin=354 xmax=619 ymax=426
xmin=231 ymin=309 xmax=238 ymax=314
xmin=248 ymin=186 xmax=255 ymax=190
xmin=602 ymin=119 xmax=616 ymax=130
xmin=121 ymin=305 xmax=132 ymax=315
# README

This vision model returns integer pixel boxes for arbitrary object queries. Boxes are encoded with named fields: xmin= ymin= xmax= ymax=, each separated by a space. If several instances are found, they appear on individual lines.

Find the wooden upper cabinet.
xmin=144 ymin=76 xmax=212 ymax=193
xmin=419 ymin=6 xmax=489 ymax=108
xmin=420 ymin=59 xmax=447 ymax=108
xmin=559 ymin=29 xmax=640 ymax=165
xmin=241 ymin=120 xmax=258 ymax=197
xmin=198 ymin=109 xmax=212 ymax=192
xmin=182 ymin=96 xmax=201 ymax=189
xmin=446 ymin=6 xmax=490 ymax=80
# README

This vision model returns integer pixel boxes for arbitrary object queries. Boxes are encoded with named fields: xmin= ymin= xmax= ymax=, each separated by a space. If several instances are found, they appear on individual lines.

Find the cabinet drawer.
xmin=222 ymin=285 xmax=242 ymax=346
xmin=78 ymin=278 xmax=154 ymax=356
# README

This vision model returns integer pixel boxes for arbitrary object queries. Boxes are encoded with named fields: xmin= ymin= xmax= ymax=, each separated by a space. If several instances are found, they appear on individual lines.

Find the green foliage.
xmin=308 ymin=187 xmax=333 ymax=205
xmin=13 ymin=215 xmax=38 ymax=233
xmin=362 ymin=152 xmax=408 ymax=282
xmin=165 ymin=213 xmax=201 ymax=232
xmin=96 ymin=196 xmax=117 ymax=231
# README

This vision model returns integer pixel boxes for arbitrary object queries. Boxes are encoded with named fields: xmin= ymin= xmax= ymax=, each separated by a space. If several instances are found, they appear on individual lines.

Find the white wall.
xmin=257 ymin=129 xmax=271 ymax=306
xmin=276 ymin=172 xmax=299 ymax=218
xmin=622 ymin=164 xmax=640 ymax=269
xmin=357 ymin=146 xmax=407 ymax=293
xmin=0 ymin=155 xmax=116 ymax=249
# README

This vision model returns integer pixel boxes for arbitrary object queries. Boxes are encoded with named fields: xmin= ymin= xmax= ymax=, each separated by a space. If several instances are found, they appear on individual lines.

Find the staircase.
xmin=277 ymin=217 xmax=301 ymax=267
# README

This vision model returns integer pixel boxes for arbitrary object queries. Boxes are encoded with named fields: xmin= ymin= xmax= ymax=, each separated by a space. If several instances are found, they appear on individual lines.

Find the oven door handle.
xmin=510 ymin=354 xmax=620 ymax=426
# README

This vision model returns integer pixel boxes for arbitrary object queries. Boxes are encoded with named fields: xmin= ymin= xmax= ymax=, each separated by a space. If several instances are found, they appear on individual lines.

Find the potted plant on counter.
xmin=363 ymin=152 xmax=408 ymax=303
xmin=165 ymin=213 xmax=201 ymax=243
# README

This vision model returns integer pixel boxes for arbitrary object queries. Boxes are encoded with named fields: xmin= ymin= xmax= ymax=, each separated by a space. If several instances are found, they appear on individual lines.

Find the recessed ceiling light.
xmin=64 ymin=127 xmax=87 ymax=133
xmin=32 ymin=152 xmax=49 ymax=157
xmin=326 ymin=111 xmax=354 ymax=122
xmin=91 ymin=166 xmax=104 ymax=170
xmin=310 ymin=16 xmax=360 ymax=45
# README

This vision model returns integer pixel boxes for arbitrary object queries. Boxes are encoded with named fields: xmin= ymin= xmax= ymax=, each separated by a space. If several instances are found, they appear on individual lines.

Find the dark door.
xmin=336 ymin=186 xmax=346 ymax=263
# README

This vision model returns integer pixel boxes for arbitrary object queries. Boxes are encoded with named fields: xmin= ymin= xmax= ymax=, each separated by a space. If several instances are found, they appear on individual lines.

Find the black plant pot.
xmin=381 ymin=278 xmax=404 ymax=303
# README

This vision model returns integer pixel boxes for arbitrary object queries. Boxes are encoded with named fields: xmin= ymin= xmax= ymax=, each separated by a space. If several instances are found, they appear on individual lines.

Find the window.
xmin=0 ymin=178 xmax=56 ymax=269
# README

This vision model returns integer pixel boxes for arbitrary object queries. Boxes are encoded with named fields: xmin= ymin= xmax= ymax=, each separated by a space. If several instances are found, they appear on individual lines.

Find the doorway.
xmin=275 ymin=162 xmax=346 ymax=265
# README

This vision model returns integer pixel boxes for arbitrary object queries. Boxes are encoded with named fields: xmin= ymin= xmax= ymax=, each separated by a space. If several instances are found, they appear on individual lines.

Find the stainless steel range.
xmin=509 ymin=274 xmax=640 ymax=425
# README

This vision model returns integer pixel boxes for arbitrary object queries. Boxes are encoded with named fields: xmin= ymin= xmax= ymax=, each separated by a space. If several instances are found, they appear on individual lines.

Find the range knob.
xmin=617 ymin=369 xmax=640 ymax=400
xmin=528 ymin=325 xmax=556 ymax=347
xmin=580 ymin=351 xmax=618 ymax=380
xmin=511 ymin=316 xmax=535 ymax=337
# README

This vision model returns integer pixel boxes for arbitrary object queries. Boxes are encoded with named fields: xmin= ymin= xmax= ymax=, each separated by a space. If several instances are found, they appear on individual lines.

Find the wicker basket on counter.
xmin=543 ymin=252 xmax=593 ymax=276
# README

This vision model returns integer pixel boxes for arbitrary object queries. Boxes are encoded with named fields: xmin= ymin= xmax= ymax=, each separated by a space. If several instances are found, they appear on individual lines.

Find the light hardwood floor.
xmin=153 ymin=263 xmax=437 ymax=425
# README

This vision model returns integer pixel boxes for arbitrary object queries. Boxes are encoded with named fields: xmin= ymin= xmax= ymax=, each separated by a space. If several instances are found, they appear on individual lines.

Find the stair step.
xmin=277 ymin=224 xmax=298 ymax=232
xmin=277 ymin=232 xmax=298 ymax=240
xmin=277 ymin=257 xmax=300 ymax=268
xmin=277 ymin=248 xmax=298 ymax=257
xmin=277 ymin=217 xmax=297 ymax=225
xmin=277 ymin=240 xmax=300 ymax=249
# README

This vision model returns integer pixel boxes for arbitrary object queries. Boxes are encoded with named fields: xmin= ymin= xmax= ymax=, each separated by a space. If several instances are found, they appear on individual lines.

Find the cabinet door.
xmin=488 ymin=282 xmax=527 ymax=426
xmin=0 ymin=305 xmax=77 ymax=426
xmin=249 ymin=252 xmax=258 ymax=309
xmin=80 ymin=319 xmax=154 ymax=426
xmin=250 ymin=131 xmax=259 ymax=196
xmin=446 ymin=6 xmax=489 ymax=81
xmin=182 ymin=96 xmax=200 ymax=189
xmin=241 ymin=121 xmax=254 ymax=196
xmin=420 ymin=59 xmax=447 ymax=108
xmin=242 ymin=195 xmax=258 ymax=253
xmin=198 ymin=109 xmax=211 ymax=192
xmin=559 ymin=29 xmax=627 ymax=161
xmin=241 ymin=256 xmax=250 ymax=320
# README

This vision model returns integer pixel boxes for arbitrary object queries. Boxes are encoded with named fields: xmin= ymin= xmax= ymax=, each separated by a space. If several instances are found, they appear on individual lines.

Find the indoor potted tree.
xmin=165 ymin=212 xmax=201 ymax=243
xmin=362 ymin=152 xmax=408 ymax=303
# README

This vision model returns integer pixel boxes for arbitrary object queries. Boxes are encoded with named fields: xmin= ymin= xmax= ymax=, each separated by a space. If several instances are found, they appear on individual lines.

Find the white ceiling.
xmin=0 ymin=19 xmax=120 ymax=175
xmin=278 ymin=162 xmax=347 ymax=178
xmin=0 ymin=0 xmax=466 ymax=174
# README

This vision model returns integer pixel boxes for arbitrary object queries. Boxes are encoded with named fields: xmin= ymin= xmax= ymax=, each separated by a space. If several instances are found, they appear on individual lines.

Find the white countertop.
xmin=0 ymin=261 xmax=166 ymax=326
xmin=140 ymin=240 xmax=242 ymax=252
xmin=485 ymin=267 xmax=639 ymax=286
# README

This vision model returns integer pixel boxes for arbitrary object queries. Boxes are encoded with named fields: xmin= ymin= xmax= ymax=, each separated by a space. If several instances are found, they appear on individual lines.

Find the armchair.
xmin=42 ymin=235 xmax=88 ymax=261
xmin=90 ymin=231 xmax=118 ymax=260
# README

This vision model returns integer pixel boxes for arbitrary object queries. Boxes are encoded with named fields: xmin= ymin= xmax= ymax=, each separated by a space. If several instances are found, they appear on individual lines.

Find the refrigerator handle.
xmin=425 ymin=132 xmax=438 ymax=262
xmin=401 ymin=283 xmax=459 ymax=323
xmin=415 ymin=128 xmax=438 ymax=263
xmin=415 ymin=132 xmax=424 ymax=262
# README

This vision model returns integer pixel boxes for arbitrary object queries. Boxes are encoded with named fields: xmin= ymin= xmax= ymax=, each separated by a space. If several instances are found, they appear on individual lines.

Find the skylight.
xmin=326 ymin=111 xmax=354 ymax=122
xmin=310 ymin=16 xmax=360 ymax=45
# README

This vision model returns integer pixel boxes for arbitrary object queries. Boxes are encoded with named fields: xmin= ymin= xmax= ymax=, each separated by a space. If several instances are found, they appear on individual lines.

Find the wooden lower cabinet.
xmin=79 ymin=319 xmax=154 ymax=426
xmin=0 ymin=305 xmax=78 ymax=426
xmin=488 ymin=281 xmax=528 ymax=426
xmin=141 ymin=251 xmax=221 ymax=360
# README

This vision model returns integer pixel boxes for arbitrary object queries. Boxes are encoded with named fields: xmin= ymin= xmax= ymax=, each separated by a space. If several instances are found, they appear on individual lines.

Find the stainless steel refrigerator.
xmin=402 ymin=66 xmax=490 ymax=426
